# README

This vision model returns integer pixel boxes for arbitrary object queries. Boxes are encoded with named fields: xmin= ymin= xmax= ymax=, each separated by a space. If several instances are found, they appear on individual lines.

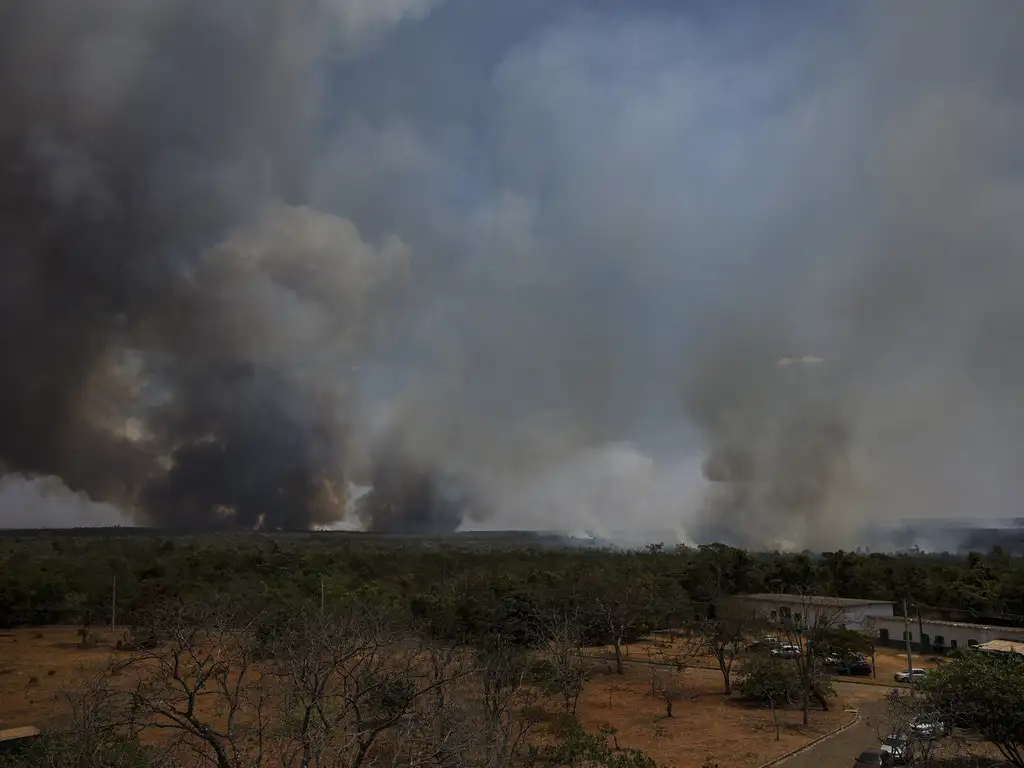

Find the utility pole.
xmin=917 ymin=602 xmax=926 ymax=654
xmin=111 ymin=574 xmax=117 ymax=635
xmin=320 ymin=577 xmax=325 ymax=614
xmin=903 ymin=597 xmax=913 ymax=690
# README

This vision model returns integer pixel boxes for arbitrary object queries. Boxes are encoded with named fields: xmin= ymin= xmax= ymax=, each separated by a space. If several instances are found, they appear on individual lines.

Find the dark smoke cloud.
xmin=0 ymin=0 xmax=425 ymax=531
xmin=355 ymin=440 xmax=473 ymax=535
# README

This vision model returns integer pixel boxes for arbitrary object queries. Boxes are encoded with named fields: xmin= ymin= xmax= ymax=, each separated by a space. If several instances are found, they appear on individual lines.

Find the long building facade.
xmin=717 ymin=593 xmax=895 ymax=632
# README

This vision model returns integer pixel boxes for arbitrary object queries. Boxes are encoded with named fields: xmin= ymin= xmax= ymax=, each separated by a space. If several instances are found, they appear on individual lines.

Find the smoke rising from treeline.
xmin=1 ymin=0 xmax=1022 ymax=547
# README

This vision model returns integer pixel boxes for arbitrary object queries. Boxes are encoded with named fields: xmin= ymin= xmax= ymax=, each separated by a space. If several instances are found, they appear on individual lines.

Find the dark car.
xmin=837 ymin=660 xmax=873 ymax=676
xmin=853 ymin=748 xmax=893 ymax=766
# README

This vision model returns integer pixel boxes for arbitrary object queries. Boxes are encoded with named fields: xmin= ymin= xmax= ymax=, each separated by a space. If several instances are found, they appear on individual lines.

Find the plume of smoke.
xmin=0 ymin=0 xmax=426 ymax=530
xmin=2 ymin=0 xmax=1023 ymax=549
xmin=674 ymin=0 xmax=1024 ymax=548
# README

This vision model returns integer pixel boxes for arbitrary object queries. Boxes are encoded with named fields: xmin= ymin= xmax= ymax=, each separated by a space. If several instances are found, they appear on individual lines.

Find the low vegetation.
xmin=0 ymin=534 xmax=1022 ymax=767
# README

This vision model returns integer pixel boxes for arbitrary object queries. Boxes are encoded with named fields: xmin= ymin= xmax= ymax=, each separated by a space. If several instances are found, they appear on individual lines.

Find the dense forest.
xmin=3 ymin=531 xmax=1023 ymax=634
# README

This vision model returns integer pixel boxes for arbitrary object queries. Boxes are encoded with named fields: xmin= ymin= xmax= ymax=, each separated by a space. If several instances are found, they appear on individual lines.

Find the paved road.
xmin=781 ymin=684 xmax=891 ymax=768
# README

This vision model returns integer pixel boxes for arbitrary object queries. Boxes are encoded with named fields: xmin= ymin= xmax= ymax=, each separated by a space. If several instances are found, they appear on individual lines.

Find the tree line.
xmin=3 ymin=534 xmax=1024 ymax=632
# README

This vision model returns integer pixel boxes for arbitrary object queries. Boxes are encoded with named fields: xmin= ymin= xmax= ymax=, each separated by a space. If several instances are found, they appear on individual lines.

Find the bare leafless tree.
xmin=769 ymin=592 xmax=845 ymax=726
xmin=881 ymin=687 xmax=949 ymax=768
xmin=644 ymin=632 xmax=701 ymax=718
xmin=115 ymin=599 xmax=270 ymax=768
xmin=263 ymin=602 xmax=481 ymax=768
xmin=535 ymin=608 xmax=589 ymax=716
xmin=591 ymin=576 xmax=656 ymax=675
xmin=1 ymin=668 xmax=173 ymax=768
xmin=470 ymin=635 xmax=543 ymax=768
xmin=692 ymin=612 xmax=760 ymax=695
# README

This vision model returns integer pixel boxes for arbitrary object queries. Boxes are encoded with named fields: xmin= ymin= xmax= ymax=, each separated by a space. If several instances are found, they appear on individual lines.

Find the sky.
xmin=0 ymin=0 xmax=1022 ymax=549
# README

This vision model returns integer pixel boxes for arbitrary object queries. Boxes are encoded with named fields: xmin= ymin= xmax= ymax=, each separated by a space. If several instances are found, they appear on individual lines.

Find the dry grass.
xmin=0 ymin=626 xmax=127 ymax=729
xmin=0 ymin=627 xmax=915 ymax=768
xmin=574 ymin=661 xmax=855 ymax=768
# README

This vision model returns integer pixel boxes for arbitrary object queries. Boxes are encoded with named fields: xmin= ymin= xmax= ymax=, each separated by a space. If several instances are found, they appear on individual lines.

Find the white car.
xmin=893 ymin=668 xmax=928 ymax=683
xmin=771 ymin=644 xmax=802 ymax=659
xmin=910 ymin=718 xmax=951 ymax=739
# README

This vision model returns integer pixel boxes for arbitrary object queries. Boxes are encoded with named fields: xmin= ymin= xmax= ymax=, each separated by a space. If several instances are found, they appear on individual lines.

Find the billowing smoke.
xmin=676 ymin=0 xmax=1024 ymax=548
xmin=1 ymin=0 xmax=1023 ymax=548
xmin=0 ymin=1 xmax=419 ymax=530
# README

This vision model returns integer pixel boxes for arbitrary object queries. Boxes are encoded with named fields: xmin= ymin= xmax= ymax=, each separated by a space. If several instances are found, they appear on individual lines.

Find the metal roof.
xmin=0 ymin=726 xmax=41 ymax=743
xmin=875 ymin=616 xmax=1024 ymax=634
xmin=732 ymin=594 xmax=894 ymax=608
xmin=975 ymin=639 xmax=1024 ymax=655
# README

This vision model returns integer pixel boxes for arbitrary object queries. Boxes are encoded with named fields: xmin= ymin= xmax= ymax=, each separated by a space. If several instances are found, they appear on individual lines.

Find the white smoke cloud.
xmin=324 ymin=0 xmax=446 ymax=53
xmin=464 ymin=444 xmax=704 ymax=546
xmin=0 ymin=474 xmax=133 ymax=529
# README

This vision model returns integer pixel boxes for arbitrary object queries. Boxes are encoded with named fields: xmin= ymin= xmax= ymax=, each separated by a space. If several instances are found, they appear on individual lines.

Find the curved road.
xmin=781 ymin=683 xmax=891 ymax=767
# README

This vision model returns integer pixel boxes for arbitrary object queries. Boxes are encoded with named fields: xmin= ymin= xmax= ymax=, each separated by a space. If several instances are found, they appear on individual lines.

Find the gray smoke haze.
xmin=0 ymin=0 xmax=1022 ymax=547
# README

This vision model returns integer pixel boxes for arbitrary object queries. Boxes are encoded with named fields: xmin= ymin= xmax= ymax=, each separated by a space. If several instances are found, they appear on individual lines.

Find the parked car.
xmin=910 ymin=717 xmax=952 ymax=739
xmin=837 ymin=659 xmax=873 ymax=676
xmin=879 ymin=734 xmax=912 ymax=764
xmin=893 ymin=668 xmax=929 ymax=683
xmin=854 ymin=748 xmax=893 ymax=766
xmin=771 ymin=644 xmax=802 ymax=659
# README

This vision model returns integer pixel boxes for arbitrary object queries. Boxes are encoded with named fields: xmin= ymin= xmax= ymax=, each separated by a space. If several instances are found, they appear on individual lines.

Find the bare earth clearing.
xmin=4 ymin=628 xmax=998 ymax=767
xmin=573 ymin=662 xmax=855 ymax=768
xmin=2 ymin=626 xmax=863 ymax=768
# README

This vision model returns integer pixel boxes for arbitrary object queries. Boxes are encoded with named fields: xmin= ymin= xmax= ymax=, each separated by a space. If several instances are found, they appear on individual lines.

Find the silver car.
xmin=910 ymin=718 xmax=952 ymax=739
xmin=771 ymin=644 xmax=802 ymax=659
xmin=893 ymin=668 xmax=928 ymax=683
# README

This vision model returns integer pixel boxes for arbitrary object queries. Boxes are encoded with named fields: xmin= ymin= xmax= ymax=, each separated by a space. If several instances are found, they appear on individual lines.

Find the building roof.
xmin=975 ymin=639 xmax=1024 ymax=655
xmin=874 ymin=616 xmax=1024 ymax=635
xmin=732 ymin=594 xmax=894 ymax=608
xmin=0 ymin=726 xmax=40 ymax=743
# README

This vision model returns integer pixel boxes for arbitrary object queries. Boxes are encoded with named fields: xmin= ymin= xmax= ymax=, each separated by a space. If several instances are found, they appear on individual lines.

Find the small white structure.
xmin=874 ymin=616 xmax=1024 ymax=652
xmin=717 ymin=594 xmax=894 ymax=632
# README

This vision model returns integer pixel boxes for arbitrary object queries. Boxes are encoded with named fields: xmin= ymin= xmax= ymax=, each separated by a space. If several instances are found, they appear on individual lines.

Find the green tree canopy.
xmin=920 ymin=650 xmax=1024 ymax=766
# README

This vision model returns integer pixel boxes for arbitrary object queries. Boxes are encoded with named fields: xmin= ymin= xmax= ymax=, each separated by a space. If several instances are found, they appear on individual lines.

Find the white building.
xmin=717 ymin=594 xmax=895 ymax=632
xmin=874 ymin=616 xmax=1024 ymax=653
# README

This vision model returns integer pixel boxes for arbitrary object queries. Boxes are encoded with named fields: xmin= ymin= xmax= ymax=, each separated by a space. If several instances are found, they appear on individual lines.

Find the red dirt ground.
xmin=2 ymin=627 xmax=860 ymax=768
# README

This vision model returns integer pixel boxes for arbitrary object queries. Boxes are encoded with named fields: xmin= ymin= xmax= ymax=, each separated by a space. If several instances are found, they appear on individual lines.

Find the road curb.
xmin=757 ymin=708 xmax=861 ymax=767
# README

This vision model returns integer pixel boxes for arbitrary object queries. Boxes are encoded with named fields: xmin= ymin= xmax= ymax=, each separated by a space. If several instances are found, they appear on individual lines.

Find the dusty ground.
xmin=870 ymin=645 xmax=945 ymax=680
xmin=0 ymin=626 xmax=126 ymax=730
xmin=0 ymin=627 xmax=964 ymax=768
xmin=4 ymin=627 xmax=857 ymax=767
xmin=575 ymin=661 xmax=856 ymax=768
